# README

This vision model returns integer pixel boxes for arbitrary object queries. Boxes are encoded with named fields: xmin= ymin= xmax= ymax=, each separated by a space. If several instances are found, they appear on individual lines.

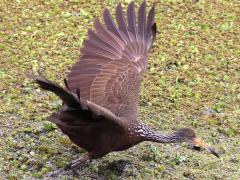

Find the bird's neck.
xmin=133 ymin=123 xmax=183 ymax=143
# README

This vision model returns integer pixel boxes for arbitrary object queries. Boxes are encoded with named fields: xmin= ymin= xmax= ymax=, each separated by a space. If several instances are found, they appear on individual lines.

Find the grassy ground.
xmin=0 ymin=0 xmax=239 ymax=179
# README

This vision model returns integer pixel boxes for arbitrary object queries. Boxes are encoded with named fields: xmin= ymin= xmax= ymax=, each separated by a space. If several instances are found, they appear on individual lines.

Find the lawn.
xmin=0 ymin=0 xmax=239 ymax=179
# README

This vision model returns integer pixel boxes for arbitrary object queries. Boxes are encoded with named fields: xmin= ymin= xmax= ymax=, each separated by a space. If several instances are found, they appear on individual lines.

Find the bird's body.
xmin=55 ymin=110 xmax=140 ymax=154
xmin=50 ymin=100 xmax=147 ymax=161
xmin=31 ymin=1 xmax=218 ymax=168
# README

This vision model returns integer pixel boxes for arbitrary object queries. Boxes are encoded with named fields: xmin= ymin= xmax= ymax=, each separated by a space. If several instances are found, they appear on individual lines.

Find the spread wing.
xmin=66 ymin=2 xmax=156 ymax=119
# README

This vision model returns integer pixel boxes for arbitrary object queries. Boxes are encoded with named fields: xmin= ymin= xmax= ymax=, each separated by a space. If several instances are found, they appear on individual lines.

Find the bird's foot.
xmin=69 ymin=153 xmax=91 ymax=169
xmin=71 ymin=159 xmax=90 ymax=169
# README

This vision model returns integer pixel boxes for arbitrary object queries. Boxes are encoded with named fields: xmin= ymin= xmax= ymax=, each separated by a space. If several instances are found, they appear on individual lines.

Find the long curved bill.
xmin=193 ymin=138 xmax=219 ymax=158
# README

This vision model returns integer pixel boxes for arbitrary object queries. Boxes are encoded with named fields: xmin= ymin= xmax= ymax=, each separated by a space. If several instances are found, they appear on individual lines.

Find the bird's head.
xmin=175 ymin=128 xmax=219 ymax=158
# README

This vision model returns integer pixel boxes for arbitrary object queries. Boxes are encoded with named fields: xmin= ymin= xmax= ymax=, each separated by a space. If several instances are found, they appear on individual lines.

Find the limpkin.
xmin=31 ymin=1 xmax=219 ymax=168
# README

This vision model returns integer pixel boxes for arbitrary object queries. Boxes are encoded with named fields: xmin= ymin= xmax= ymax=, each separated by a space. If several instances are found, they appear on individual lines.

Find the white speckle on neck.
xmin=136 ymin=129 xmax=143 ymax=133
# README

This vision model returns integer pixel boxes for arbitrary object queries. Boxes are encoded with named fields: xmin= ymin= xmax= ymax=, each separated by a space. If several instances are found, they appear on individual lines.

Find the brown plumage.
xmin=31 ymin=1 xmax=218 ymax=168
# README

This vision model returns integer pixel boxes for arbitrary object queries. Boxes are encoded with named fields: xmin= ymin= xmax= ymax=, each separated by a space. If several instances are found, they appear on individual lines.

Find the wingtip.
xmin=115 ymin=3 xmax=123 ymax=16
xmin=103 ymin=8 xmax=109 ymax=16
xmin=128 ymin=1 xmax=135 ymax=10
xmin=94 ymin=17 xmax=102 ymax=30
xmin=139 ymin=0 xmax=146 ymax=9
xmin=129 ymin=1 xmax=134 ymax=6
xmin=116 ymin=3 xmax=122 ymax=10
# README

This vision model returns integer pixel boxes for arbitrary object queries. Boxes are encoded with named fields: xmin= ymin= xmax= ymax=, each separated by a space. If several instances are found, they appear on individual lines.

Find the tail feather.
xmin=29 ymin=75 xmax=80 ymax=108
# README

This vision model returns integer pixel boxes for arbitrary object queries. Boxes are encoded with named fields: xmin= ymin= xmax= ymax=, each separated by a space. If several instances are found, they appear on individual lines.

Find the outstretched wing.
xmin=66 ymin=2 xmax=156 ymax=119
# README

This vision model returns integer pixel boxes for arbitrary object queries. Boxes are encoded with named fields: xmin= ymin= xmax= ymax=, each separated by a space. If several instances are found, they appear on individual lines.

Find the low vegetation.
xmin=0 ymin=0 xmax=239 ymax=179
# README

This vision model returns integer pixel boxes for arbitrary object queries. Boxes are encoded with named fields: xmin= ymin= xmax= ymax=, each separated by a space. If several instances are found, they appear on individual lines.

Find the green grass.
xmin=0 ymin=0 xmax=239 ymax=179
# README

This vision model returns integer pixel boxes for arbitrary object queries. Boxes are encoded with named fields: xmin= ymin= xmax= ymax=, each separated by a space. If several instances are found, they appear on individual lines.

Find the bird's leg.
xmin=71 ymin=153 xmax=92 ymax=169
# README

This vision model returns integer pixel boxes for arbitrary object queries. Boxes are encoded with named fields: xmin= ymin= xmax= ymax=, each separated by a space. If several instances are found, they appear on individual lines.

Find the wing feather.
xmin=146 ymin=5 xmax=155 ymax=42
xmin=138 ymin=1 xmax=146 ymax=40
xmin=94 ymin=19 xmax=125 ymax=49
xmin=127 ymin=2 xmax=137 ymax=40
xmin=67 ymin=2 xmax=156 ymax=118
xmin=103 ymin=9 xmax=127 ymax=43
xmin=115 ymin=4 xmax=131 ymax=42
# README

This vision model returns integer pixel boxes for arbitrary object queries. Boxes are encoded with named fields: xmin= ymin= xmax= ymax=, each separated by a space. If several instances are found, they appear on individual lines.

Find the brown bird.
xmin=31 ymin=1 xmax=219 ymax=168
